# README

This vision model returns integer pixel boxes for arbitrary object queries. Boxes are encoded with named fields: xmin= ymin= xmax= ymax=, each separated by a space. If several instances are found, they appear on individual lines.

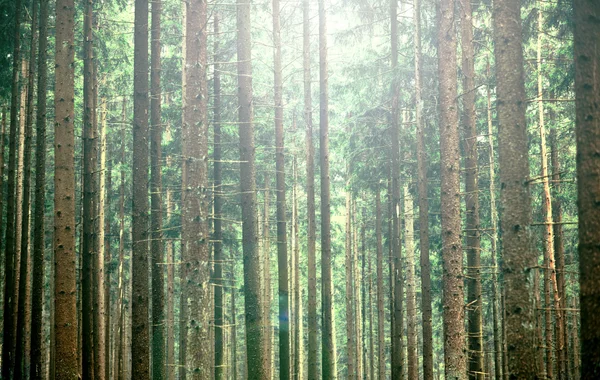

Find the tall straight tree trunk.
xmin=574 ymin=1 xmax=600 ymax=378
xmin=272 ymin=0 xmax=290 ymax=374
xmin=116 ymin=96 xmax=127 ymax=380
xmin=213 ymin=13 xmax=225 ymax=380
xmin=352 ymin=200 xmax=363 ymax=380
xmin=236 ymin=0 xmax=267 ymax=375
xmin=492 ymin=0 xmax=536 ymax=376
xmin=182 ymin=0 xmax=211 ymax=375
xmin=82 ymin=0 xmax=97 ymax=376
xmin=0 ymin=106 xmax=4 ymax=252
xmin=460 ymin=0 xmax=483 ymax=377
xmin=345 ymin=177 xmax=356 ymax=380
xmin=30 ymin=0 xmax=49 ymax=376
xmin=303 ymin=0 xmax=317 ymax=375
xmin=375 ymin=187 xmax=385 ymax=380
xmin=413 ymin=0 xmax=433 ymax=377
xmin=404 ymin=183 xmax=418 ymax=380
xmin=150 ymin=0 xmax=165 ymax=377
xmin=101 ymin=101 xmax=112 ymax=380
xmin=536 ymin=7 xmax=564 ymax=379
xmin=15 ymin=2 xmax=38 ymax=376
xmin=262 ymin=174 xmax=273 ymax=380
xmin=389 ymin=1 xmax=404 ymax=377
xmin=53 ymin=0 xmax=78 ymax=376
xmin=97 ymin=95 xmax=108 ymax=380
xmin=293 ymin=159 xmax=301 ymax=380
xmin=132 ymin=0 xmax=151 ymax=374
xmin=438 ymin=0 xmax=466 ymax=376
xmin=367 ymin=229 xmax=374 ymax=380
xmin=318 ymin=0 xmax=334 ymax=374
xmin=2 ymin=0 xmax=23 ymax=376
xmin=360 ymin=211 xmax=368 ymax=380
xmin=550 ymin=129 xmax=568 ymax=378
xmin=485 ymin=58 xmax=503 ymax=380
xmin=166 ymin=186 xmax=176 ymax=380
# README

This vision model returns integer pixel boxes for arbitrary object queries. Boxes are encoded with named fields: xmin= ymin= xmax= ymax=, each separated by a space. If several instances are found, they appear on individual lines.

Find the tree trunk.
xmin=30 ymin=0 xmax=49 ymax=376
xmin=53 ymin=0 xmax=79 ymax=376
xmin=272 ymin=0 xmax=290 ymax=374
xmin=375 ymin=187 xmax=385 ymax=380
xmin=345 ymin=176 xmax=356 ymax=380
xmin=150 ymin=0 xmax=165 ymax=377
xmin=413 ymin=0 xmax=433 ymax=376
xmin=182 ymin=0 xmax=211 ymax=375
xmin=550 ymin=128 xmax=568 ymax=379
xmin=166 ymin=185 xmax=175 ymax=380
xmin=236 ymin=0 xmax=267 ymax=374
xmin=353 ymin=199 xmax=363 ymax=380
xmin=293 ymin=158 xmax=301 ymax=380
xmin=493 ymin=0 xmax=536 ymax=375
xmin=460 ymin=0 xmax=484 ymax=377
xmin=116 ymin=96 xmax=127 ymax=380
xmin=389 ymin=0 xmax=404 ymax=377
xmin=485 ymin=58 xmax=503 ymax=380
xmin=303 ymin=0 xmax=317 ymax=375
xmin=132 ymin=0 xmax=151 ymax=374
xmin=102 ymin=102 xmax=112 ymax=380
xmin=15 ymin=2 xmax=38 ymax=376
xmin=318 ymin=0 xmax=334 ymax=375
xmin=82 ymin=0 xmax=97 ymax=375
xmin=1 ymin=0 xmax=23 ymax=374
xmin=404 ymin=183 xmax=418 ymax=380
xmin=574 ymin=1 xmax=600 ymax=377
xmin=213 ymin=12 xmax=225 ymax=380
xmin=438 ymin=0 xmax=466 ymax=376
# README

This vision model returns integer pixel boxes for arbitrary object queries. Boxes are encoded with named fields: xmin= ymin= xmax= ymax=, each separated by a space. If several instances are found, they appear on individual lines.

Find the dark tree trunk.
xmin=236 ymin=0 xmax=267 ymax=375
xmin=2 ymin=0 xmax=23 ymax=376
xmin=492 ymin=0 xmax=536 ymax=376
xmin=574 ymin=1 xmax=600 ymax=378
xmin=150 ymin=0 xmax=165 ymax=377
xmin=132 ymin=0 xmax=151 ymax=375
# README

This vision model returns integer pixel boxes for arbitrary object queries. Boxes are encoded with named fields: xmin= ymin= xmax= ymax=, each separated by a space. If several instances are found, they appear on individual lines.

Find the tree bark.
xmin=389 ymin=0 xmax=405 ymax=377
xmin=53 ymin=0 xmax=79 ymax=376
xmin=2 ymin=0 xmax=23 ymax=375
xmin=303 ymin=0 xmax=317 ymax=375
xmin=132 ymin=0 xmax=151 ymax=374
xmin=236 ymin=0 xmax=267 ymax=375
xmin=574 ymin=1 xmax=600 ymax=377
xmin=150 ymin=0 xmax=165 ymax=377
xmin=404 ymin=183 xmax=418 ymax=380
xmin=213 ymin=12 xmax=225 ymax=380
xmin=345 ymin=175 xmax=356 ymax=380
xmin=438 ymin=0 xmax=466 ymax=376
xmin=460 ymin=0 xmax=484 ymax=376
xmin=413 ymin=0 xmax=433 ymax=376
xmin=15 ymin=2 xmax=38 ymax=376
xmin=30 ymin=0 xmax=49 ymax=376
xmin=319 ymin=0 xmax=335 ymax=375
xmin=375 ymin=187 xmax=385 ymax=380
xmin=492 ymin=0 xmax=537 ymax=376
xmin=272 ymin=0 xmax=290 ymax=374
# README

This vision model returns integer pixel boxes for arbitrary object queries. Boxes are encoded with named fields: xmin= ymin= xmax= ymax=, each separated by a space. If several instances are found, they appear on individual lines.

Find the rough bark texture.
xmin=82 ymin=0 xmax=97 ymax=376
xmin=389 ymin=0 xmax=405 ymax=377
xmin=375 ymin=188 xmax=385 ymax=380
xmin=438 ymin=0 xmax=466 ymax=377
xmin=319 ymin=0 xmax=334 ymax=376
xmin=272 ymin=0 xmax=290 ymax=375
xmin=150 ymin=0 xmax=165 ymax=377
xmin=53 ymin=0 xmax=79 ymax=377
xmin=345 ymin=183 xmax=356 ymax=380
xmin=15 ymin=2 xmax=38 ymax=376
xmin=166 ymin=186 xmax=176 ymax=380
xmin=460 ymin=0 xmax=483 ymax=377
xmin=132 ymin=0 xmax=151 ymax=375
xmin=2 ymin=0 xmax=23 ymax=376
xmin=413 ymin=0 xmax=433 ymax=376
xmin=574 ymin=1 xmax=600 ymax=378
xmin=404 ymin=184 xmax=419 ymax=380
xmin=30 ymin=0 xmax=49 ymax=376
xmin=213 ymin=13 xmax=225 ymax=380
xmin=303 ymin=0 xmax=317 ymax=375
xmin=236 ymin=0 xmax=267 ymax=375
xmin=486 ymin=59 xmax=503 ymax=380
xmin=182 ymin=0 xmax=211 ymax=375
xmin=492 ymin=0 xmax=537 ymax=377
